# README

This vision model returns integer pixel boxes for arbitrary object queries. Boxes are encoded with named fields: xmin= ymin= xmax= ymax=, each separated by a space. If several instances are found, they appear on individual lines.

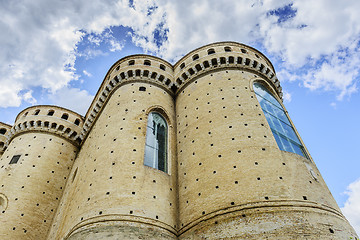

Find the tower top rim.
xmin=15 ymin=105 xmax=84 ymax=123
xmin=173 ymin=41 xmax=275 ymax=72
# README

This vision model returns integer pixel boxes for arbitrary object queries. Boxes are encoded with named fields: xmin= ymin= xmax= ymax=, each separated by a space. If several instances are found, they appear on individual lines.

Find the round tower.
xmin=0 ymin=122 xmax=12 ymax=158
xmin=48 ymin=55 xmax=179 ymax=239
xmin=174 ymin=42 xmax=358 ymax=239
xmin=0 ymin=105 xmax=84 ymax=239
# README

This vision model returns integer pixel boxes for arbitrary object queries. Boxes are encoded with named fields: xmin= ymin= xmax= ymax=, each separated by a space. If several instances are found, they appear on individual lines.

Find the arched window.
xmin=254 ymin=82 xmax=308 ymax=158
xmin=61 ymin=113 xmax=69 ymax=120
xmin=0 ymin=128 xmax=6 ymax=135
xmin=144 ymin=112 xmax=168 ymax=173
xmin=74 ymin=119 xmax=80 ymax=126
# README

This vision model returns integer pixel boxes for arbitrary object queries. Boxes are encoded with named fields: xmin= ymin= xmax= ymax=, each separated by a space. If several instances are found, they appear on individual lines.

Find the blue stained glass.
xmin=254 ymin=82 xmax=308 ymax=159
xmin=264 ymin=111 xmax=300 ymax=144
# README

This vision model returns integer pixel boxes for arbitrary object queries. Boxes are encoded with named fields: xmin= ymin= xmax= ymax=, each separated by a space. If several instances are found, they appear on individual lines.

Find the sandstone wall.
xmin=0 ymin=106 xmax=83 ymax=239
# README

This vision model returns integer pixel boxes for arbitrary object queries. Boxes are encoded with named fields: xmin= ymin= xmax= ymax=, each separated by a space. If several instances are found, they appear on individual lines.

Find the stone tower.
xmin=0 ymin=42 xmax=358 ymax=239
xmin=172 ymin=42 xmax=357 ymax=239
xmin=0 ymin=106 xmax=84 ymax=239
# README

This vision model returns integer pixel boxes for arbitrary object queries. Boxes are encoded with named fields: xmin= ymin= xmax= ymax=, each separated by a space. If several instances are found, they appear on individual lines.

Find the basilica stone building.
xmin=0 ymin=42 xmax=358 ymax=239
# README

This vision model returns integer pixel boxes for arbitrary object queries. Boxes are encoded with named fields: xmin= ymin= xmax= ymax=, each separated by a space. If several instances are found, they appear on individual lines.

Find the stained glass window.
xmin=144 ymin=112 xmax=168 ymax=172
xmin=254 ymin=82 xmax=309 ymax=159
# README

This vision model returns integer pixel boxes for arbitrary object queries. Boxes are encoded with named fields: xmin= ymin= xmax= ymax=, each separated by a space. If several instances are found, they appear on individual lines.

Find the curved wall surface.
xmin=48 ymin=56 xmax=178 ymax=239
xmin=174 ymin=43 xmax=357 ymax=239
xmin=0 ymin=106 xmax=83 ymax=239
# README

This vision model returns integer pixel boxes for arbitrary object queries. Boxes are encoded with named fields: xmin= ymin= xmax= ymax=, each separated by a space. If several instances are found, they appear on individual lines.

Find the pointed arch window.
xmin=254 ymin=82 xmax=309 ymax=158
xmin=144 ymin=112 xmax=168 ymax=173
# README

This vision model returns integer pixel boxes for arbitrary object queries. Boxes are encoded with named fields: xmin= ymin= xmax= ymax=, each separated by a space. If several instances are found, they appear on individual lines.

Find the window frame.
xmin=9 ymin=155 xmax=21 ymax=164
xmin=144 ymin=111 xmax=169 ymax=173
xmin=253 ymin=81 xmax=310 ymax=159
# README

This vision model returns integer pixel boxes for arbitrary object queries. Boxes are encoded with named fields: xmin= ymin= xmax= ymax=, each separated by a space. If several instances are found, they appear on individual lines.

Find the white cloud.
xmin=341 ymin=178 xmax=360 ymax=236
xmin=23 ymin=90 xmax=37 ymax=105
xmin=282 ymin=91 xmax=292 ymax=103
xmin=49 ymin=86 xmax=94 ymax=116
xmin=0 ymin=0 xmax=359 ymax=110
xmin=82 ymin=70 xmax=92 ymax=77
xmin=302 ymin=48 xmax=359 ymax=100
xmin=0 ymin=83 xmax=22 ymax=108
xmin=0 ymin=0 xmax=163 ymax=108
xmin=109 ymin=39 xmax=125 ymax=52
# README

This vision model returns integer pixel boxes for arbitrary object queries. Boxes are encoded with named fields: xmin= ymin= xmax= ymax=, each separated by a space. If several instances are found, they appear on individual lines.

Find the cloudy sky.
xmin=0 ymin=0 xmax=359 ymax=234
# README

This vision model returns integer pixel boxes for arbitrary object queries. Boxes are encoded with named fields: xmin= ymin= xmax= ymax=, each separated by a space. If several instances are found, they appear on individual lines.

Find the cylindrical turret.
xmin=48 ymin=55 xmax=179 ymax=239
xmin=174 ymin=42 xmax=358 ymax=239
xmin=0 ymin=122 xmax=11 ymax=158
xmin=0 ymin=106 xmax=84 ymax=239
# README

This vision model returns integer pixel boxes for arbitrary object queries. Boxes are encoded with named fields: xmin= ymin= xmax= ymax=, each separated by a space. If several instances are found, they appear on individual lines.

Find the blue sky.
xmin=0 ymin=0 xmax=359 ymax=234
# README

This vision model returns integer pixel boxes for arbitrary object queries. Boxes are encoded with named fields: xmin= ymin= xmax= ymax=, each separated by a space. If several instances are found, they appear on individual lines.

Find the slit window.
xmin=144 ymin=60 xmax=151 ymax=66
xmin=61 ymin=114 xmax=69 ymax=120
xmin=9 ymin=155 xmax=21 ymax=164
xmin=143 ymin=70 xmax=149 ymax=77
xmin=0 ymin=128 xmax=6 ymax=135
xmin=128 ymin=60 xmax=135 ymax=66
xmin=220 ymin=57 xmax=226 ymax=64
xmin=159 ymin=64 xmax=166 ymax=71
xmin=47 ymin=110 xmax=55 ymax=116
xmin=180 ymin=63 xmax=185 ymax=69
xmin=229 ymin=56 xmax=234 ymax=64
xmin=120 ymin=72 xmax=125 ymax=79
xmin=195 ymin=64 xmax=202 ymax=71
xmin=74 ymin=119 xmax=80 ymax=126
xmin=208 ymin=49 xmax=215 ymax=55
xmin=192 ymin=54 xmax=199 ymax=60
xmin=203 ymin=61 xmax=210 ymax=68
xmin=135 ymin=69 xmax=141 ymax=76
xmin=144 ymin=112 xmax=168 ymax=173
xmin=211 ymin=58 xmax=218 ymax=66
xmin=224 ymin=46 xmax=232 ymax=52
xmin=150 ymin=72 xmax=157 ymax=79
xmin=165 ymin=79 xmax=171 ymax=85
xmin=189 ymin=68 xmax=195 ymax=75
xmin=254 ymin=82 xmax=309 ymax=159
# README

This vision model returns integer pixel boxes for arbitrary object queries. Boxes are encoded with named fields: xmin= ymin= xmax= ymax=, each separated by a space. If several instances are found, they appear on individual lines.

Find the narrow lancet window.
xmin=144 ymin=112 xmax=168 ymax=173
xmin=254 ymin=82 xmax=309 ymax=158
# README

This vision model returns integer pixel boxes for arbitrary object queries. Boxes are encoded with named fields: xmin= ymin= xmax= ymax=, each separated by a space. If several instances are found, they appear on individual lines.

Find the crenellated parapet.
xmin=6 ymin=105 xmax=84 ymax=147
xmin=0 ymin=122 xmax=12 ymax=155
xmin=173 ymin=42 xmax=283 ymax=99
xmin=80 ymin=55 xmax=175 ymax=141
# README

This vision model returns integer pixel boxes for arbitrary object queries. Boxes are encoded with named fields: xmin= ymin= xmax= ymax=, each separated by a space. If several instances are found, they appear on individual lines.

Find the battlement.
xmin=173 ymin=42 xmax=282 ymax=98
xmin=6 ymin=105 xmax=84 ymax=148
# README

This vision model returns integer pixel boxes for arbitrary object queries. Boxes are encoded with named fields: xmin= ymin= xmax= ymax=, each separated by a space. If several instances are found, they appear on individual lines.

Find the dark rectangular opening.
xmin=9 ymin=155 xmax=21 ymax=164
